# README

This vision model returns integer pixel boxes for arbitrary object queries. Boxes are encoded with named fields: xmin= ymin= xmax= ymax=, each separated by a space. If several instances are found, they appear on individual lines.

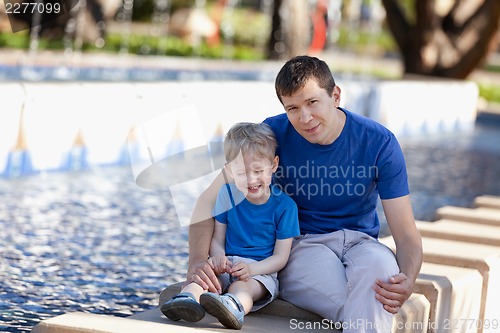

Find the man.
xmin=186 ymin=56 xmax=422 ymax=333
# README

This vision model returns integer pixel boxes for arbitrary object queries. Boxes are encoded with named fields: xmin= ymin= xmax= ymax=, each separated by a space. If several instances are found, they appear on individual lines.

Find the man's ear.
xmin=333 ymin=85 xmax=341 ymax=108
xmin=271 ymin=156 xmax=279 ymax=173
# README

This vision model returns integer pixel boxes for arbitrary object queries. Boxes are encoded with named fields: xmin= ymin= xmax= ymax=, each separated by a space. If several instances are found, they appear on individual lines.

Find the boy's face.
xmin=226 ymin=151 xmax=278 ymax=205
xmin=281 ymin=78 xmax=341 ymax=145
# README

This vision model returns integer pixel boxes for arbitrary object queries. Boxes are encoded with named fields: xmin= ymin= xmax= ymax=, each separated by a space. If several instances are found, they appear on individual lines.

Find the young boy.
xmin=161 ymin=122 xmax=300 ymax=329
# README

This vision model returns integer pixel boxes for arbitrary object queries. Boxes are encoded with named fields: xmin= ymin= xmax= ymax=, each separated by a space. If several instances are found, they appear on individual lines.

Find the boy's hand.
xmin=208 ymin=256 xmax=232 ymax=275
xmin=230 ymin=261 xmax=251 ymax=281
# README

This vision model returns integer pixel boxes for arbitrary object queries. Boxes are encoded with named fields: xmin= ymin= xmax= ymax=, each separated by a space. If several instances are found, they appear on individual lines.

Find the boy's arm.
xmin=245 ymin=238 xmax=293 ymax=276
xmin=208 ymin=220 xmax=232 ymax=279
xmin=209 ymin=220 xmax=227 ymax=258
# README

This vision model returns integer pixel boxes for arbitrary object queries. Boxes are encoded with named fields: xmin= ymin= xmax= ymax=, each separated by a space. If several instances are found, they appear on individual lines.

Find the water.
xmin=0 ymin=63 xmax=279 ymax=82
xmin=0 ymin=114 xmax=499 ymax=332
xmin=0 ymin=167 xmax=188 ymax=332
xmin=402 ymin=117 xmax=500 ymax=221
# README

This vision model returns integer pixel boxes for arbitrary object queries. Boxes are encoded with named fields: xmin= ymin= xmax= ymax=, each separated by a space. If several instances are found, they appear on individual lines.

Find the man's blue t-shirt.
xmin=212 ymin=184 xmax=300 ymax=261
xmin=263 ymin=108 xmax=409 ymax=238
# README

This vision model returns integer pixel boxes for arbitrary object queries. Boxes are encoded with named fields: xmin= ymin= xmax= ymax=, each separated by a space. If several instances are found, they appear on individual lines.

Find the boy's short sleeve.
xmin=275 ymin=197 xmax=300 ymax=240
xmin=212 ymin=185 xmax=231 ymax=224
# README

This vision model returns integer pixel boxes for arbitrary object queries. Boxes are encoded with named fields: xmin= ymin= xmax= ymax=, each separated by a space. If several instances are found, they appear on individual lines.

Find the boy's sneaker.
xmin=160 ymin=292 xmax=205 ymax=322
xmin=200 ymin=292 xmax=244 ymax=330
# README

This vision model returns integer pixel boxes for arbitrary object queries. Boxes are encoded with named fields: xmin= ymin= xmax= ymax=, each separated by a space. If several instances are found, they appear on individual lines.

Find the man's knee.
xmin=346 ymin=243 xmax=399 ymax=283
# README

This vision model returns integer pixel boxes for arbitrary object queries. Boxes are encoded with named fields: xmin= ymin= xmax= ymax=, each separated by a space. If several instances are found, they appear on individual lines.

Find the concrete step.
xmin=160 ymin=281 xmax=431 ymax=333
xmin=416 ymin=219 xmax=500 ymax=248
xmin=29 ymin=292 xmax=430 ymax=333
xmin=129 ymin=307 xmax=341 ymax=332
xmin=392 ymin=293 xmax=430 ymax=333
xmin=474 ymin=195 xmax=500 ymax=209
xmin=414 ymin=262 xmax=482 ymax=333
xmin=31 ymin=308 xmax=338 ymax=333
xmin=435 ymin=206 xmax=500 ymax=227
xmin=380 ymin=236 xmax=500 ymax=333
xmin=159 ymin=282 xmax=323 ymax=322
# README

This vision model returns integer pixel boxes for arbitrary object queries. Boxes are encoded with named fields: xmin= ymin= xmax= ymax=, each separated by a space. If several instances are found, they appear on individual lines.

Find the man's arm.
xmin=186 ymin=170 xmax=226 ymax=293
xmin=207 ymin=220 xmax=232 ymax=286
xmin=375 ymin=195 xmax=423 ymax=314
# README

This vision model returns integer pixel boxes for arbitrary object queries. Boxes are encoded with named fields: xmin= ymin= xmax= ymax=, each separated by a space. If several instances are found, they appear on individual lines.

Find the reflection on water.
xmin=0 ymin=167 xmax=187 ymax=332
xmin=0 ymin=64 xmax=277 ymax=82
xmin=0 ymin=120 xmax=499 ymax=332
xmin=403 ymin=120 xmax=500 ymax=221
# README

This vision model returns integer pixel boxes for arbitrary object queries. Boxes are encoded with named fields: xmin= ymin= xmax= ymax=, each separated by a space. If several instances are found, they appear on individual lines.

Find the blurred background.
xmin=0 ymin=0 xmax=499 ymax=79
xmin=1 ymin=0 xmax=500 ymax=107
xmin=1 ymin=1 xmax=500 ymax=332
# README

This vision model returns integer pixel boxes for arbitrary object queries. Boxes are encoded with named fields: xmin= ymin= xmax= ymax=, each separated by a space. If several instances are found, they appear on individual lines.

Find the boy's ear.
xmin=271 ymin=156 xmax=279 ymax=173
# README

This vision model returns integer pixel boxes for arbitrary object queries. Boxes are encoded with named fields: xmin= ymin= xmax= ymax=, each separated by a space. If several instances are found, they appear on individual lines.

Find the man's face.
xmin=281 ymin=79 xmax=341 ymax=145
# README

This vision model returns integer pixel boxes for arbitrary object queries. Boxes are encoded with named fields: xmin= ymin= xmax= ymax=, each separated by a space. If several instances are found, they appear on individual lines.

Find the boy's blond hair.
xmin=224 ymin=122 xmax=277 ymax=163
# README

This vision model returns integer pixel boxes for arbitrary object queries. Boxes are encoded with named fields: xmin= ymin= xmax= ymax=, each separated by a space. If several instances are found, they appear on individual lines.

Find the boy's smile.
xmin=227 ymin=152 xmax=279 ymax=205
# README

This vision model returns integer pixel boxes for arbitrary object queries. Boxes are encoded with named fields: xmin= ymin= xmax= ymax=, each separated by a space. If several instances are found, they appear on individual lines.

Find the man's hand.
xmin=373 ymin=272 xmax=413 ymax=314
xmin=185 ymin=258 xmax=222 ymax=294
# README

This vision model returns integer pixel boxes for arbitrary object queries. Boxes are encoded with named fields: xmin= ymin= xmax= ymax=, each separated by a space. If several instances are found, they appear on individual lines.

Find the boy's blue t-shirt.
xmin=263 ymin=108 xmax=409 ymax=238
xmin=212 ymin=184 xmax=300 ymax=261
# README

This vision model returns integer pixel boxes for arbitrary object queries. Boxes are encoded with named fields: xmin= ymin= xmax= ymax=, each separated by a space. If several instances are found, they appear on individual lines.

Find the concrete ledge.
xmin=416 ymin=219 xmax=500 ymax=248
xmin=373 ymin=79 xmax=478 ymax=136
xmin=161 ymin=282 xmax=431 ymax=333
xmin=159 ymin=282 xmax=323 ymax=322
xmin=417 ymin=262 xmax=482 ymax=333
xmin=1 ymin=79 xmax=478 ymax=177
xmin=474 ymin=195 xmax=500 ymax=209
xmin=381 ymin=236 xmax=500 ymax=333
xmin=31 ymin=308 xmax=340 ymax=333
xmin=392 ymin=293 xmax=430 ymax=333
xmin=412 ymin=266 xmax=451 ymax=333
xmin=435 ymin=206 xmax=500 ymax=227
xmin=30 ymin=311 xmax=216 ymax=333
xmin=30 ymin=289 xmax=429 ymax=333
xmin=129 ymin=307 xmax=341 ymax=333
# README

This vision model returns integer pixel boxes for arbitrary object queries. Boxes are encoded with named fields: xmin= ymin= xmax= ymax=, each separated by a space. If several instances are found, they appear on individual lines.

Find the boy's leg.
xmin=182 ymin=281 xmax=207 ymax=301
xmin=228 ymin=279 xmax=267 ymax=314
xmin=200 ymin=261 xmax=272 ymax=329
xmin=341 ymin=230 xmax=399 ymax=333
xmin=200 ymin=291 xmax=245 ymax=329
xmin=278 ymin=232 xmax=348 ymax=322
xmin=160 ymin=282 xmax=206 ymax=322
